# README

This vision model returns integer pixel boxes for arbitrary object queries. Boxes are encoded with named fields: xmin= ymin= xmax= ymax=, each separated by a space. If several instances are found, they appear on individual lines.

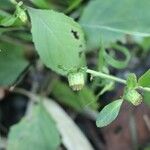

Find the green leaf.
xmin=7 ymin=103 xmax=61 ymax=150
xmin=80 ymin=0 xmax=150 ymax=50
xmin=96 ymin=99 xmax=123 ymax=127
xmin=28 ymin=8 xmax=86 ymax=76
xmin=51 ymin=80 xmax=98 ymax=111
xmin=138 ymin=69 xmax=150 ymax=87
xmin=0 ymin=41 xmax=28 ymax=87
xmin=138 ymin=70 xmax=150 ymax=105
xmin=143 ymin=92 xmax=150 ymax=106
xmin=126 ymin=73 xmax=138 ymax=90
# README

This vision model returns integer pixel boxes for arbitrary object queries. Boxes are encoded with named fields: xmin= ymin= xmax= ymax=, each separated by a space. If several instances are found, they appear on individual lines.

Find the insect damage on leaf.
xmin=71 ymin=29 xmax=79 ymax=39
xmin=28 ymin=8 xmax=86 ymax=78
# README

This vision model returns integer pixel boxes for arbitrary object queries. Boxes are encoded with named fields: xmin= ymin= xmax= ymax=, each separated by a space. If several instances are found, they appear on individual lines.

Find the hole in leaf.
xmin=71 ymin=29 xmax=79 ymax=39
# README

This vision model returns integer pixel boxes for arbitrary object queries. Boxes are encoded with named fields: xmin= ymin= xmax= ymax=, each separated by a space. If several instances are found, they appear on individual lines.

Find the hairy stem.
xmin=86 ymin=69 xmax=150 ymax=93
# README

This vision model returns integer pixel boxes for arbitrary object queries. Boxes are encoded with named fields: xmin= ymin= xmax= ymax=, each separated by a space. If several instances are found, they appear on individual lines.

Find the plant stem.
xmin=86 ymin=69 xmax=150 ymax=93
xmin=138 ymin=86 xmax=150 ymax=93
xmin=86 ymin=69 xmax=126 ymax=84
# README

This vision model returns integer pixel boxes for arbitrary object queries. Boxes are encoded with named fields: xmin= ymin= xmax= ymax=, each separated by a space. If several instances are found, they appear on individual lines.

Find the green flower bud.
xmin=68 ymin=72 xmax=84 ymax=91
xmin=124 ymin=89 xmax=142 ymax=106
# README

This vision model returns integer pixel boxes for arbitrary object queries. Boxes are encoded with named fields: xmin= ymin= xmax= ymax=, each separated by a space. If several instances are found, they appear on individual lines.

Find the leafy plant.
xmin=0 ymin=0 xmax=150 ymax=149
xmin=96 ymin=99 xmax=123 ymax=127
